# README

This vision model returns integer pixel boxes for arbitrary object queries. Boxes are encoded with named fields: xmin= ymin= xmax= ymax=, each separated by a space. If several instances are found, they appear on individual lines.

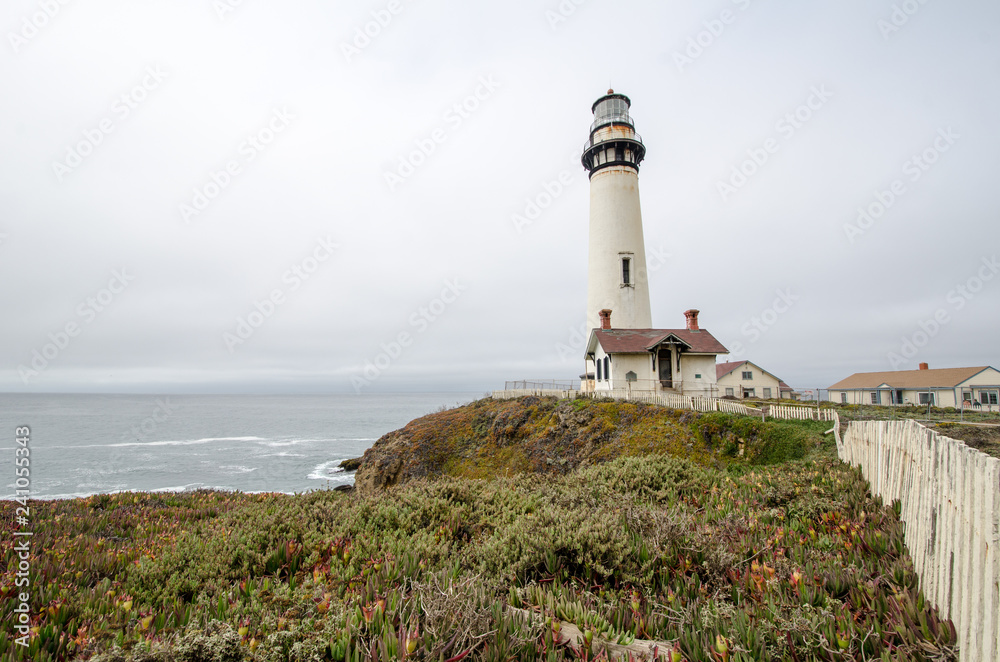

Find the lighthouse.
xmin=576 ymin=92 xmax=729 ymax=396
xmin=583 ymin=90 xmax=652 ymax=337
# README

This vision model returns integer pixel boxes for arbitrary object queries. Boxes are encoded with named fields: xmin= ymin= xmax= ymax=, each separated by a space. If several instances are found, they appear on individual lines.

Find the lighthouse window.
xmin=622 ymin=258 xmax=631 ymax=285
xmin=595 ymin=98 xmax=630 ymax=124
xmin=615 ymin=146 xmax=624 ymax=161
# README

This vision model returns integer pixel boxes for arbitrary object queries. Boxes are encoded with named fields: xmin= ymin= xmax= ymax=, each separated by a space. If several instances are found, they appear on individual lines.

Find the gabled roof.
xmin=828 ymin=366 xmax=995 ymax=390
xmin=589 ymin=328 xmax=729 ymax=356
xmin=716 ymin=360 xmax=785 ymax=384
xmin=716 ymin=361 xmax=748 ymax=379
xmin=779 ymin=381 xmax=794 ymax=392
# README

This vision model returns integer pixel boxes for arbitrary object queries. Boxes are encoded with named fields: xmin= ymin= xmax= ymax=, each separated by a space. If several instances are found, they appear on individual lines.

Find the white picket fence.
xmin=491 ymin=388 xmax=838 ymax=423
xmin=840 ymin=419 xmax=1000 ymax=662
xmin=767 ymin=404 xmax=838 ymax=422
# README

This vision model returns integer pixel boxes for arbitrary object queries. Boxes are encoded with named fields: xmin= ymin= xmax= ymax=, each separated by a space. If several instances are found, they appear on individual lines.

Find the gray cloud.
xmin=2 ymin=0 xmax=998 ymax=393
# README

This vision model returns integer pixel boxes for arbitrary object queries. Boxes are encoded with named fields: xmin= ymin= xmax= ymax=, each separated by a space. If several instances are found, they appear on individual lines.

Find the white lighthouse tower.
xmin=583 ymin=90 xmax=652 ymax=337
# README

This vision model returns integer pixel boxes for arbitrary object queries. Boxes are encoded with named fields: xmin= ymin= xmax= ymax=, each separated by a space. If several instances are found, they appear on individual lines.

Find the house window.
xmin=962 ymin=391 xmax=973 ymax=403
xmin=841 ymin=393 xmax=848 ymax=404
xmin=695 ymin=373 xmax=702 ymax=379
xmin=743 ymin=388 xmax=756 ymax=398
xmin=919 ymin=392 xmax=935 ymax=405
xmin=596 ymin=359 xmax=602 ymax=381
xmin=725 ymin=388 xmax=734 ymax=397
xmin=871 ymin=392 xmax=880 ymax=405
xmin=981 ymin=391 xmax=999 ymax=406
xmin=622 ymin=258 xmax=631 ymax=286
xmin=603 ymin=357 xmax=610 ymax=382
xmin=763 ymin=388 xmax=772 ymax=399
xmin=742 ymin=371 xmax=753 ymax=380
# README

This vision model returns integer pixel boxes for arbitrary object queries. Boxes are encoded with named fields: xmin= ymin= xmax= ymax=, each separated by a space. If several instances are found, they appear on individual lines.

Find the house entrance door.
xmin=657 ymin=349 xmax=672 ymax=388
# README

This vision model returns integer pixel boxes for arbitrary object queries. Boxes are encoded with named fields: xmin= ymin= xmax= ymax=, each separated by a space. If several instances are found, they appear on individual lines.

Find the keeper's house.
xmin=584 ymin=309 xmax=728 ymax=398
xmin=828 ymin=364 xmax=1000 ymax=412
xmin=716 ymin=360 xmax=785 ymax=400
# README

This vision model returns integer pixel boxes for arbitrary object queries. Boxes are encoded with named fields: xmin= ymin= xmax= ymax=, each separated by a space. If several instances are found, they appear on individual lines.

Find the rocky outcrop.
xmin=338 ymin=457 xmax=363 ymax=472
xmin=353 ymin=396 xmax=709 ymax=492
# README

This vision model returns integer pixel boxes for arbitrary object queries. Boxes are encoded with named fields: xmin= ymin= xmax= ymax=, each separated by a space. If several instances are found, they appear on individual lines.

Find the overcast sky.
xmin=1 ymin=0 xmax=998 ymax=395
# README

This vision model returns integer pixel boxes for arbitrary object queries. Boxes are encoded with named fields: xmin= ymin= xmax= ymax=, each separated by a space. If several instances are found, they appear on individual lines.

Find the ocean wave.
xmin=44 ymin=436 xmax=268 ymax=450
xmin=307 ymin=460 xmax=349 ymax=481
xmin=257 ymin=437 xmax=375 ymax=448
xmin=219 ymin=465 xmax=257 ymax=475
xmin=258 ymin=439 xmax=315 ymax=448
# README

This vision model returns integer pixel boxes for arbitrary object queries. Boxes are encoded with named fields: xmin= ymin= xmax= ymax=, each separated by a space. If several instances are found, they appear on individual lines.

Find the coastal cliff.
xmin=353 ymin=395 xmax=820 ymax=491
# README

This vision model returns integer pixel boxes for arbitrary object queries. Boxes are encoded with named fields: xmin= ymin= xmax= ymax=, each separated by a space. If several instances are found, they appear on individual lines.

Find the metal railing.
xmin=583 ymin=132 xmax=644 ymax=153
xmin=504 ymin=380 xmax=579 ymax=391
xmin=590 ymin=113 xmax=636 ymax=134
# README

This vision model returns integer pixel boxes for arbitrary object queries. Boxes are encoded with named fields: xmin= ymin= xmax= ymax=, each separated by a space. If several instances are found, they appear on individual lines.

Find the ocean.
xmin=0 ymin=393 xmax=479 ymax=500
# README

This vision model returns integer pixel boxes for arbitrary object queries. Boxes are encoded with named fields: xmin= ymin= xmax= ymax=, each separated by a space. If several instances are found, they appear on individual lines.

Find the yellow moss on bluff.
xmin=354 ymin=396 xmax=829 ymax=491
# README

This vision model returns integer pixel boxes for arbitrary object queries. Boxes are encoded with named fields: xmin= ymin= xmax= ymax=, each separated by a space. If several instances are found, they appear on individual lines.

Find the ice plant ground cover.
xmin=1 ymin=401 xmax=958 ymax=661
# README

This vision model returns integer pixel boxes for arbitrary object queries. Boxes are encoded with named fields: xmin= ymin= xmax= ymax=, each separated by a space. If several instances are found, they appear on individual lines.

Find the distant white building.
xmin=716 ymin=360 xmax=788 ymax=400
xmin=584 ymin=309 xmax=728 ymax=398
xmin=779 ymin=382 xmax=801 ymax=401
xmin=828 ymin=364 xmax=1000 ymax=411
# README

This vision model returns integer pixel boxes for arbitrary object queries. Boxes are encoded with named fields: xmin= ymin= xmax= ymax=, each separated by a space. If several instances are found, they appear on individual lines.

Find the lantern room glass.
xmin=594 ymin=98 xmax=631 ymax=126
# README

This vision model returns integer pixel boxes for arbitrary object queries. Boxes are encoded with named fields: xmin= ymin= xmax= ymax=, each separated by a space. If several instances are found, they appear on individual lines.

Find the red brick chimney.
xmin=684 ymin=309 xmax=700 ymax=331
xmin=919 ymin=363 xmax=929 ymax=371
xmin=599 ymin=309 xmax=612 ymax=330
